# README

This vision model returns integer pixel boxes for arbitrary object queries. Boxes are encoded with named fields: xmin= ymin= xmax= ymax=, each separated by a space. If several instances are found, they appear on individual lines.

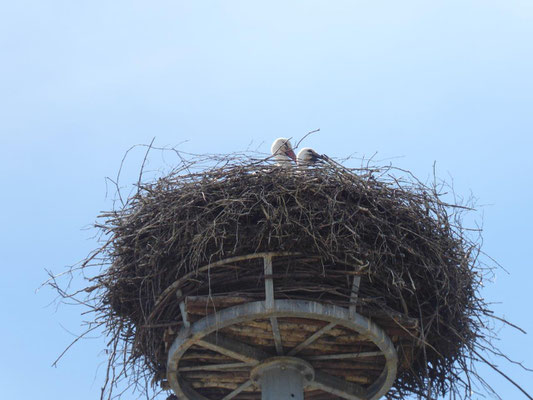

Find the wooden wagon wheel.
xmin=167 ymin=253 xmax=399 ymax=400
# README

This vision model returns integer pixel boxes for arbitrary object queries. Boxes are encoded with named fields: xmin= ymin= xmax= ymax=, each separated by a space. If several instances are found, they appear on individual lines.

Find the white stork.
xmin=297 ymin=147 xmax=323 ymax=167
xmin=271 ymin=138 xmax=297 ymax=166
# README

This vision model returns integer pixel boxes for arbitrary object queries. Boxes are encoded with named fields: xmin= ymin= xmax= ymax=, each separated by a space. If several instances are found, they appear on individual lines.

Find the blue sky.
xmin=1 ymin=1 xmax=532 ymax=399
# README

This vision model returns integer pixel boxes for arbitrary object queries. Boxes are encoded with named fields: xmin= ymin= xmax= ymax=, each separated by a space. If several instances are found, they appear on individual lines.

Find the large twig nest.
xmin=82 ymin=156 xmax=489 ymax=400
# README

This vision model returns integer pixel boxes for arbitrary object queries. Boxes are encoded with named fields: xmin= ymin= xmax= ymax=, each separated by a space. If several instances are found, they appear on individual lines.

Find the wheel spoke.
xmin=288 ymin=322 xmax=336 ymax=356
xmin=168 ymin=299 xmax=398 ymax=400
xmin=270 ymin=316 xmax=284 ymax=355
xmin=178 ymin=376 xmax=211 ymax=400
xmin=221 ymin=380 xmax=254 ymax=400
xmin=311 ymin=371 xmax=366 ymax=400
xmin=197 ymin=333 xmax=270 ymax=364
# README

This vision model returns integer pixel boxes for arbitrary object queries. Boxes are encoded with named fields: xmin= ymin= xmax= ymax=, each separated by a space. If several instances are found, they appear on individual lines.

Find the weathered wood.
xmin=220 ymin=323 xmax=369 ymax=344
xmin=265 ymin=255 xmax=284 ymax=356
xmin=222 ymin=320 xmax=368 ymax=342
xmin=186 ymin=295 xmax=254 ymax=314
xmin=196 ymin=333 xmax=268 ymax=364
xmin=349 ymin=275 xmax=362 ymax=318
xmin=299 ymin=341 xmax=380 ymax=354
xmin=312 ymin=370 xmax=368 ymax=399
xmin=185 ymin=295 xmax=420 ymax=337
xmin=189 ymin=382 xmax=241 ymax=390
xmin=184 ymin=371 xmax=249 ymax=382
xmin=168 ymin=299 xmax=400 ymax=400
xmin=247 ymin=318 xmax=328 ymax=331
xmin=264 ymin=256 xmax=274 ymax=311
xmin=221 ymin=393 xmax=259 ymax=398
xmin=180 ymin=352 xmax=235 ymax=362
xmin=269 ymin=316 xmax=283 ymax=355
xmin=304 ymin=390 xmax=341 ymax=400
xmin=288 ymin=322 xmax=337 ymax=356
xmin=177 ymin=289 xmax=190 ymax=328
xmin=216 ymin=333 xmax=377 ymax=354
xmin=306 ymin=351 xmax=384 ymax=361
xmin=365 ymin=309 xmax=420 ymax=329
xmin=151 ymin=252 xmax=302 ymax=320
xmin=320 ymin=371 xmax=375 ymax=384
xmin=222 ymin=380 xmax=254 ymax=400
xmin=179 ymin=362 xmax=253 ymax=372
xmin=310 ymin=361 xmax=384 ymax=371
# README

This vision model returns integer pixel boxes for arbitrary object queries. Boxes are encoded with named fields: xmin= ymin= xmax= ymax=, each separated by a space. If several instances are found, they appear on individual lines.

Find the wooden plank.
xmin=247 ymin=318 xmax=328 ymax=331
xmin=309 ymin=361 xmax=385 ymax=371
xmin=181 ymin=351 xmax=235 ymax=362
xmin=186 ymin=295 xmax=252 ymax=314
xmin=184 ymin=371 xmax=249 ymax=381
xmin=306 ymin=351 xmax=384 ymax=361
xmin=189 ymin=382 xmax=241 ymax=389
xmin=212 ymin=334 xmax=375 ymax=354
xmin=196 ymin=333 xmax=268 ymax=364
xmin=179 ymin=362 xmax=253 ymax=372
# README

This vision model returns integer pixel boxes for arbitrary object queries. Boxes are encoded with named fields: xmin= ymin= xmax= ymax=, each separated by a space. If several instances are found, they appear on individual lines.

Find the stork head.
xmin=297 ymin=147 xmax=323 ymax=166
xmin=271 ymin=138 xmax=297 ymax=165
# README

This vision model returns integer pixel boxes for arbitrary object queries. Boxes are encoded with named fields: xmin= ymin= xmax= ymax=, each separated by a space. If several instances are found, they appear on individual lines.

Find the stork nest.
xmin=51 ymin=154 xmax=526 ymax=400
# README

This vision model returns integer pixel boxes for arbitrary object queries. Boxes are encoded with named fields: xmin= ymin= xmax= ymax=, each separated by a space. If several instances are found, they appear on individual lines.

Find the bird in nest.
xmin=271 ymin=137 xmax=297 ymax=166
xmin=297 ymin=147 xmax=324 ymax=167
xmin=271 ymin=138 xmax=325 ymax=167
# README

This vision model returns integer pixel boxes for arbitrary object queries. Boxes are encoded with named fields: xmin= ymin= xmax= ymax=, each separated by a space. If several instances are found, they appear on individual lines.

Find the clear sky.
xmin=1 ymin=1 xmax=532 ymax=399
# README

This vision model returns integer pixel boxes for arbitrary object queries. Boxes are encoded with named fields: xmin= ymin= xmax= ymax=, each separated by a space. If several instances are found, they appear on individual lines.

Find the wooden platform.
xmin=166 ymin=295 xmax=420 ymax=399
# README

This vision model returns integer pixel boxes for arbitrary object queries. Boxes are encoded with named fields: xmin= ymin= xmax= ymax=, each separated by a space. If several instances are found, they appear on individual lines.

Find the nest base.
xmin=168 ymin=299 xmax=398 ymax=400
xmin=167 ymin=252 xmax=399 ymax=400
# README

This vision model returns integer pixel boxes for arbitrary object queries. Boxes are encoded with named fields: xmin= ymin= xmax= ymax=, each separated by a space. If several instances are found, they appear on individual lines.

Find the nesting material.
xmin=66 ymin=156 xmax=509 ymax=399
